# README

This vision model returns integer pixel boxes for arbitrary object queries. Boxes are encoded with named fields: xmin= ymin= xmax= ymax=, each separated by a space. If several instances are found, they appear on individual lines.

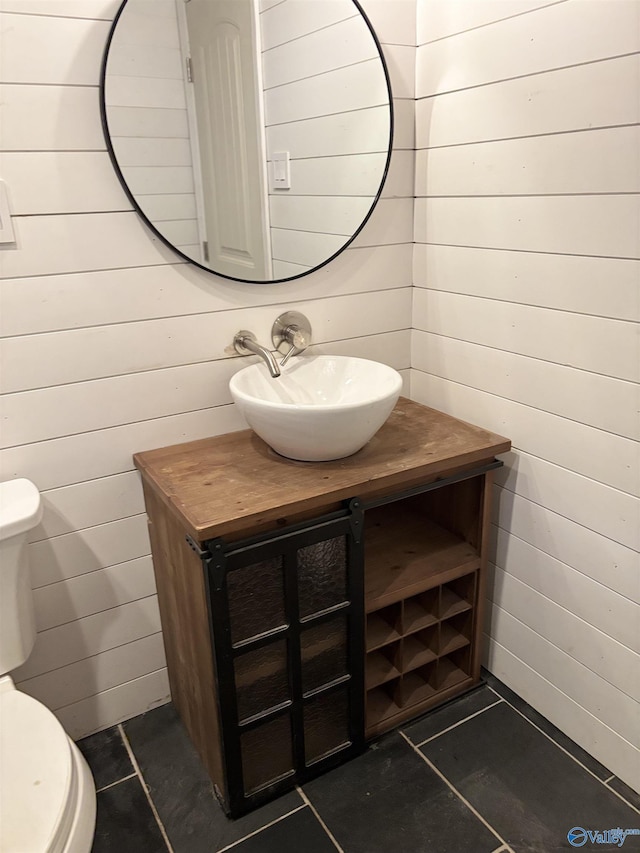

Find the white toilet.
xmin=0 ymin=479 xmax=96 ymax=853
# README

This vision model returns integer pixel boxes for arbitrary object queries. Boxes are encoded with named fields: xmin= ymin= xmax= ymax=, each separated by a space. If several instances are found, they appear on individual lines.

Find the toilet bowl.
xmin=0 ymin=479 xmax=96 ymax=852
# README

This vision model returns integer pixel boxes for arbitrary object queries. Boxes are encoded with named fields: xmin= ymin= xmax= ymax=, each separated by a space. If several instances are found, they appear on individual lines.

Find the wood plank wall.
xmin=260 ymin=0 xmax=392 ymax=277
xmin=412 ymin=0 xmax=639 ymax=791
xmin=0 ymin=0 xmax=414 ymax=739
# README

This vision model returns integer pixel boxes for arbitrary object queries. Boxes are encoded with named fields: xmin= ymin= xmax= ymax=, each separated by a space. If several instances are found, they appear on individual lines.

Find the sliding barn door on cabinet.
xmin=202 ymin=503 xmax=365 ymax=817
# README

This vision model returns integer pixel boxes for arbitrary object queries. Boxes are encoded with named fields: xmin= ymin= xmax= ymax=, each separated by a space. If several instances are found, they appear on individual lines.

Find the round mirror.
xmin=101 ymin=0 xmax=393 ymax=283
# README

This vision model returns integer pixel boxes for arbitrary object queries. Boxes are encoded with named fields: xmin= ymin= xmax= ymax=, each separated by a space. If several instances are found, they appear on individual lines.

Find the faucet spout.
xmin=233 ymin=332 xmax=281 ymax=378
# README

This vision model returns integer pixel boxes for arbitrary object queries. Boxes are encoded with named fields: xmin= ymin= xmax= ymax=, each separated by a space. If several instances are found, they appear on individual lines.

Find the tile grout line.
xmin=399 ymin=730 xmax=510 ymax=850
xmin=412 ymin=698 xmax=505 ymax=748
xmin=485 ymin=685 xmax=601 ymax=775
xmin=118 ymin=724 xmax=176 ymax=853
xmin=605 ymin=774 xmax=616 ymax=783
xmin=484 ymin=686 xmax=640 ymax=817
xmin=96 ymin=771 xmax=137 ymax=794
xmin=216 ymin=805 xmax=307 ymax=852
xmin=296 ymin=786 xmax=346 ymax=853
xmin=603 ymin=779 xmax=640 ymax=814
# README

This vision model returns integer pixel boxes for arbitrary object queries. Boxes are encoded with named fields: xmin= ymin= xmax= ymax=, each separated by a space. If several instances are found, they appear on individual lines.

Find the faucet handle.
xmin=280 ymin=334 xmax=305 ymax=367
xmin=285 ymin=324 xmax=311 ymax=350
xmin=272 ymin=311 xmax=312 ymax=365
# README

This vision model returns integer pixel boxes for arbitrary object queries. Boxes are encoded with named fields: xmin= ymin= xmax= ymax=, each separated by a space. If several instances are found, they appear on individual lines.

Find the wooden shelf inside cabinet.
xmin=364 ymin=673 xmax=476 ymax=739
xmin=397 ymin=665 xmax=438 ymax=708
xmin=439 ymin=607 xmax=473 ymax=655
xmin=366 ymin=684 xmax=401 ymax=729
xmin=402 ymin=634 xmax=438 ymax=672
xmin=366 ymin=650 xmax=401 ymax=690
xmin=438 ymin=656 xmax=470 ymax=691
xmin=439 ymin=622 xmax=470 ymax=656
xmin=401 ymin=595 xmax=439 ymax=636
xmin=440 ymin=626 xmax=469 ymax=655
xmin=440 ymin=587 xmax=473 ymax=620
xmin=364 ymin=570 xmax=479 ymax=737
xmin=366 ymin=609 xmax=401 ymax=652
xmin=364 ymin=510 xmax=480 ymax=612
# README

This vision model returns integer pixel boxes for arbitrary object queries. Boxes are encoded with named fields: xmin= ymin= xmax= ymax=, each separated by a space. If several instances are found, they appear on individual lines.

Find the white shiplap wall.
xmin=0 ymin=0 xmax=415 ymax=739
xmin=413 ymin=0 xmax=640 ymax=791
xmin=260 ymin=0 xmax=392 ymax=277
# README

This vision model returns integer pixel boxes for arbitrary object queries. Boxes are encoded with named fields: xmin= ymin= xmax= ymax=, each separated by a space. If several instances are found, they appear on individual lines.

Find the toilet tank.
xmin=0 ymin=479 xmax=43 ymax=674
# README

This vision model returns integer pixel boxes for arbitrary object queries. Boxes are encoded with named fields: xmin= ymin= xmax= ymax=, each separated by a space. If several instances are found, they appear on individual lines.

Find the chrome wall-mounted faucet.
xmin=232 ymin=312 xmax=312 ymax=377
xmin=233 ymin=331 xmax=281 ymax=377
xmin=272 ymin=312 xmax=312 ymax=366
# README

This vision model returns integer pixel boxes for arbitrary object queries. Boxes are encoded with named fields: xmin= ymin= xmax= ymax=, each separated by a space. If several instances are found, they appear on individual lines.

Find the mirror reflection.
xmin=101 ymin=0 xmax=393 ymax=283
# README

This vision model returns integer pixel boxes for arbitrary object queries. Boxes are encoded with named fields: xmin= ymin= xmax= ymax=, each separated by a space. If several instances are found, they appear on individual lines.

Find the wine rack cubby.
xmin=364 ymin=479 xmax=486 ymax=737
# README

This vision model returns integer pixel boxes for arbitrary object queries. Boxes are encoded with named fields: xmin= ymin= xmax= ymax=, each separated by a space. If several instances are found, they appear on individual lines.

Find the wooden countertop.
xmin=133 ymin=398 xmax=511 ymax=542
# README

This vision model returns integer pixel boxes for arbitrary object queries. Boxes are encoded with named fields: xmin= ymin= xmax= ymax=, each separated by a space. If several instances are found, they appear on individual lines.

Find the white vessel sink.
xmin=229 ymin=355 xmax=403 ymax=461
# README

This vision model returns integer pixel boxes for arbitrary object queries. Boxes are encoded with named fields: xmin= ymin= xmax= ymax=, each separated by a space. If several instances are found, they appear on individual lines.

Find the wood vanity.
xmin=134 ymin=398 xmax=510 ymax=817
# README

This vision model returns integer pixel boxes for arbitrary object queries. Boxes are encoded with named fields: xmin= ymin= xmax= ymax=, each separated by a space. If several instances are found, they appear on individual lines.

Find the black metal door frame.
xmin=202 ymin=500 xmax=365 ymax=817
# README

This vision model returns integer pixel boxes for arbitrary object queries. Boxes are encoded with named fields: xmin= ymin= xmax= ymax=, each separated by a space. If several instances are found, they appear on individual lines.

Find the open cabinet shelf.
xmin=366 ymin=647 xmax=474 ymax=734
xmin=365 ymin=508 xmax=480 ymax=612
xmin=366 ymin=647 xmax=401 ymax=690
xmin=366 ymin=609 xmax=401 ymax=651
xmin=364 ymin=479 xmax=485 ymax=738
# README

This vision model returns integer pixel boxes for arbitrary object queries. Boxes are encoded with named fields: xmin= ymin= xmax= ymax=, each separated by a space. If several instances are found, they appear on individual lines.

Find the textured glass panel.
xmin=304 ymin=688 xmax=350 ymax=764
xmin=227 ymin=557 xmax=286 ymax=644
xmin=240 ymin=714 xmax=294 ymax=794
xmin=297 ymin=536 xmax=347 ymax=618
xmin=301 ymin=616 xmax=348 ymax=694
xmin=234 ymin=640 xmax=289 ymax=722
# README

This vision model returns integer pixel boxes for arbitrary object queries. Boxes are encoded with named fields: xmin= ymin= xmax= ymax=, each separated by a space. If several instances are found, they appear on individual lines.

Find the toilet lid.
xmin=0 ymin=686 xmax=75 ymax=853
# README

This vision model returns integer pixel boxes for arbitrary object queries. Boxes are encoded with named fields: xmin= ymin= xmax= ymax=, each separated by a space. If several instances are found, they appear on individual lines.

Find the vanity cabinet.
xmin=134 ymin=399 xmax=510 ymax=817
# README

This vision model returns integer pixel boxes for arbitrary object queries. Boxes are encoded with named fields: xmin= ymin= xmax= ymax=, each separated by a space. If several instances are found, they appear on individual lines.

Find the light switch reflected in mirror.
xmin=100 ymin=0 xmax=393 ymax=284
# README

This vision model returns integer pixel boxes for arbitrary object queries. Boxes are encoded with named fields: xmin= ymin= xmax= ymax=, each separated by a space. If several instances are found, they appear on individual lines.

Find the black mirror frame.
xmin=100 ymin=0 xmax=394 ymax=285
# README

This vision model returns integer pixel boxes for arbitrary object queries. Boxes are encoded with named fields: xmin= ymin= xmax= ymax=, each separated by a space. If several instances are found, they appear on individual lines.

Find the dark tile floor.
xmin=79 ymin=672 xmax=640 ymax=853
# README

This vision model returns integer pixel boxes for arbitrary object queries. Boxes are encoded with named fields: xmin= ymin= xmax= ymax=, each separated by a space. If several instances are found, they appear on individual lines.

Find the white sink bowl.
xmin=229 ymin=355 xmax=403 ymax=461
